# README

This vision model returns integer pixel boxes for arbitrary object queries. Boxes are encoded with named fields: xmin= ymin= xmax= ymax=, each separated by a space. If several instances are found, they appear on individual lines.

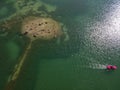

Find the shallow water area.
xmin=1 ymin=0 xmax=120 ymax=90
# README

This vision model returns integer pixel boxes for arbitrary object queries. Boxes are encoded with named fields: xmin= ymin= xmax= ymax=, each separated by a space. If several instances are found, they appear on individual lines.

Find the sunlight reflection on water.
xmin=87 ymin=0 xmax=120 ymax=49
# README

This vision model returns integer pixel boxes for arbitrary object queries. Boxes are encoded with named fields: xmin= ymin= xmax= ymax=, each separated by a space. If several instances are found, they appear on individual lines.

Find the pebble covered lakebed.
xmin=0 ymin=0 xmax=120 ymax=90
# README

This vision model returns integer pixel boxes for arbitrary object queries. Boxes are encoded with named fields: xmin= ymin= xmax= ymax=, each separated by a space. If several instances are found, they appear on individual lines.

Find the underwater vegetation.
xmin=0 ymin=0 xmax=83 ymax=90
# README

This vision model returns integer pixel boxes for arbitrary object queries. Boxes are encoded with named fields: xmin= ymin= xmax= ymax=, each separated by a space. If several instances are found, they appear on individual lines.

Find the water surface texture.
xmin=0 ymin=0 xmax=120 ymax=90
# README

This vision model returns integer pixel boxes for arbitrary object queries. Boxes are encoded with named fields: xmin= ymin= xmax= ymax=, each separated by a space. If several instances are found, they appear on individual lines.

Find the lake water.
xmin=1 ymin=0 xmax=120 ymax=90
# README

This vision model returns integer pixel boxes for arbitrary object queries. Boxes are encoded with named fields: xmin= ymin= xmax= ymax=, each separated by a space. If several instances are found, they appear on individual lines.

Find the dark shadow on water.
xmin=103 ymin=69 xmax=116 ymax=75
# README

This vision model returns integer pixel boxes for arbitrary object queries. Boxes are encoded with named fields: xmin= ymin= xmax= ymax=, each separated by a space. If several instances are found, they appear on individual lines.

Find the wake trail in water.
xmin=88 ymin=63 xmax=107 ymax=69
xmin=86 ymin=59 xmax=107 ymax=69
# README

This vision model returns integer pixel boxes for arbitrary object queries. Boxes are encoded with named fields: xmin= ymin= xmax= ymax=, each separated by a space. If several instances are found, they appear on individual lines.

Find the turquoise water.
xmin=1 ymin=0 xmax=120 ymax=90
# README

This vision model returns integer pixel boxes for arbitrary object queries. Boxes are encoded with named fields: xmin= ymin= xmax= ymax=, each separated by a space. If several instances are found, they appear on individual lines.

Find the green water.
xmin=1 ymin=0 xmax=120 ymax=90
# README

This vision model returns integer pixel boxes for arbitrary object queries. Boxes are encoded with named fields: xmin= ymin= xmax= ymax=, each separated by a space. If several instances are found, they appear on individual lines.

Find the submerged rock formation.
xmin=2 ymin=1 xmax=69 ymax=89
xmin=5 ymin=16 xmax=63 ymax=90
